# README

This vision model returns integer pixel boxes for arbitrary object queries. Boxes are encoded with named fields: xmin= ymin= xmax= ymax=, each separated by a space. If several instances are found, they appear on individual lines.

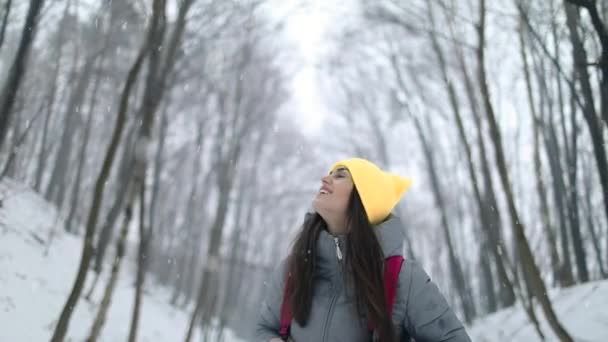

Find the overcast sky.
xmin=266 ymin=0 xmax=359 ymax=136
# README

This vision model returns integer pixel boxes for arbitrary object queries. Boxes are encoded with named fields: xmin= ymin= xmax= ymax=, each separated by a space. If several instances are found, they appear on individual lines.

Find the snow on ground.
xmin=468 ymin=278 xmax=608 ymax=341
xmin=0 ymin=178 xmax=245 ymax=342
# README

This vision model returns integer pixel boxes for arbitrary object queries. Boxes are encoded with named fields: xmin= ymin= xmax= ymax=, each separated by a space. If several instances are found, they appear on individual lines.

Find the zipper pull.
xmin=334 ymin=237 xmax=343 ymax=261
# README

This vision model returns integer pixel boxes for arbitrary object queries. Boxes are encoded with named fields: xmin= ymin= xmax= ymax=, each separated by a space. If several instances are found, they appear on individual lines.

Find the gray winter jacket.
xmin=256 ymin=215 xmax=471 ymax=342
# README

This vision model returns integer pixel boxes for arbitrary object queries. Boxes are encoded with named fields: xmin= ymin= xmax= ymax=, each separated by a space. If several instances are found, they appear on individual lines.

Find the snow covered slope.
xmin=468 ymin=277 xmax=608 ymax=341
xmin=0 ymin=178 xmax=244 ymax=342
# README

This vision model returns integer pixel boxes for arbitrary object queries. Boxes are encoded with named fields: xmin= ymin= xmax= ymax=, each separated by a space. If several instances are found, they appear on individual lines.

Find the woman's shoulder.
xmin=396 ymin=259 xmax=436 ymax=302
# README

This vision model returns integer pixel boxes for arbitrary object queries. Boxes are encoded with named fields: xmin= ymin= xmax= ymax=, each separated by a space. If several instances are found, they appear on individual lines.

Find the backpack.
xmin=278 ymin=255 xmax=405 ymax=340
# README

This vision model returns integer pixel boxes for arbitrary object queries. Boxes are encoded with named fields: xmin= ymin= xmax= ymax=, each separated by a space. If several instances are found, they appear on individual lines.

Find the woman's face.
xmin=312 ymin=167 xmax=354 ymax=221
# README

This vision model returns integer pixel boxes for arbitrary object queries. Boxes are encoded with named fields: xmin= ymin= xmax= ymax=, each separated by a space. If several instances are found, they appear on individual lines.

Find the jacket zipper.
xmin=321 ymin=291 xmax=339 ymax=342
xmin=334 ymin=237 xmax=343 ymax=260
xmin=322 ymin=237 xmax=343 ymax=342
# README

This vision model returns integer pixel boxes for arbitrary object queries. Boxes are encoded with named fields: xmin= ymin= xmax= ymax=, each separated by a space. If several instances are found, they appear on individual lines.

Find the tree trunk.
xmin=413 ymin=115 xmax=476 ymax=323
xmin=551 ymin=1 xmax=589 ymax=282
xmin=566 ymin=99 xmax=588 ymax=282
xmin=426 ymin=2 xmax=508 ymax=314
xmin=126 ymin=0 xmax=201 ymax=335
xmin=171 ymin=174 xmax=210 ymax=307
xmin=0 ymin=0 xmax=45 ymax=150
xmin=66 ymin=56 xmax=104 ymax=234
xmin=533 ymin=50 xmax=576 ymax=285
xmin=91 ymin=126 xmax=136 ymax=275
xmin=127 ymin=182 xmax=148 ymax=342
xmin=477 ymin=1 xmax=573 ymax=340
xmin=126 ymin=2 xmax=167 ymax=341
xmin=147 ymin=100 xmax=169 ymax=238
xmin=0 ymin=0 xmax=12 ymax=51
xmin=49 ymin=38 xmax=148 ymax=342
xmin=564 ymin=3 xmax=608 ymax=239
xmin=582 ymin=152 xmax=608 ymax=278
xmin=219 ymin=131 xmax=267 ymax=334
xmin=547 ymin=117 xmax=576 ymax=285
xmin=565 ymin=0 xmax=608 ymax=127
xmin=443 ymin=8 xmax=516 ymax=307
xmin=479 ymin=241 xmax=498 ymax=314
xmin=46 ymin=56 xmax=94 ymax=210
xmin=86 ymin=181 xmax=136 ymax=342
xmin=185 ymin=109 xmax=246 ymax=342
xmin=519 ymin=16 xmax=563 ymax=285
xmin=171 ymin=122 xmax=207 ymax=307
xmin=0 ymin=108 xmax=43 ymax=179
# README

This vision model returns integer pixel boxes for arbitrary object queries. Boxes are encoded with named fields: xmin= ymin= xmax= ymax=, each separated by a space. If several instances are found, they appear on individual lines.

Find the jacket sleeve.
xmin=255 ymin=258 xmax=288 ymax=341
xmin=400 ymin=260 xmax=472 ymax=342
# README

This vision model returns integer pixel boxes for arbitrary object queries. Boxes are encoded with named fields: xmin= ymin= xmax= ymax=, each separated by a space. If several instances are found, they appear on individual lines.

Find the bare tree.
xmin=0 ymin=0 xmax=45 ymax=150
xmin=476 ymin=0 xmax=572 ymax=340
xmin=518 ymin=11 xmax=563 ymax=286
xmin=561 ymin=2 xmax=608 ymax=241
xmin=49 ymin=23 xmax=150 ymax=342
xmin=85 ymin=179 xmax=137 ymax=342
xmin=0 ymin=0 xmax=12 ymax=51
xmin=565 ymin=0 xmax=608 ymax=127
xmin=411 ymin=113 xmax=477 ymax=322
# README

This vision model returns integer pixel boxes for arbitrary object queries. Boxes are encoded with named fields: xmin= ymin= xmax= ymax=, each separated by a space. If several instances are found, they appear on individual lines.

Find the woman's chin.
xmin=311 ymin=198 xmax=325 ymax=214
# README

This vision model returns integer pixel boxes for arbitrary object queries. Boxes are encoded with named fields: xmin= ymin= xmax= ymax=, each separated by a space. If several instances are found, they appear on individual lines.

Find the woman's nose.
xmin=321 ymin=174 xmax=331 ymax=184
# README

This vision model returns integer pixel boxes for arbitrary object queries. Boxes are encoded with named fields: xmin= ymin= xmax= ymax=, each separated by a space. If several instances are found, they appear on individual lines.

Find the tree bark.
xmin=582 ymin=151 xmax=608 ymax=278
xmin=46 ymin=56 xmax=95 ymax=211
xmin=0 ymin=0 xmax=45 ymax=150
xmin=128 ymin=180 xmax=149 ymax=342
xmin=147 ymin=99 xmax=169 ymax=239
xmin=441 ymin=7 xmax=516 ymax=307
xmin=34 ymin=0 xmax=71 ymax=192
xmin=566 ymin=100 xmax=588 ymax=282
xmin=564 ymin=2 xmax=608 ymax=239
xmin=0 ymin=0 xmax=12 ymax=51
xmin=127 ymin=2 xmax=167 ymax=341
xmin=549 ymin=1 xmax=588 ymax=283
xmin=519 ymin=15 xmax=563 ymax=285
xmin=0 ymin=108 xmax=43 ymax=179
xmin=127 ymin=0 xmax=198 ymax=336
xmin=426 ymin=1 xmax=507 ymax=313
xmin=91 ymin=126 xmax=136 ymax=275
xmin=533 ymin=49 xmax=576 ymax=285
xmin=565 ymin=0 xmax=608 ymax=128
xmin=477 ymin=1 xmax=573 ymax=340
xmin=66 ymin=56 xmax=104 ymax=234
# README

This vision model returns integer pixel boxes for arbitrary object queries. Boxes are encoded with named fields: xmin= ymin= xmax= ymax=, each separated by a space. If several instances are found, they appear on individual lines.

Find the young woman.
xmin=256 ymin=158 xmax=471 ymax=342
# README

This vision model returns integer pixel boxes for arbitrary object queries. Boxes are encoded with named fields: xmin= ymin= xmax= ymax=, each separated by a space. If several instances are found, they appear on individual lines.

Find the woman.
xmin=256 ymin=158 xmax=471 ymax=342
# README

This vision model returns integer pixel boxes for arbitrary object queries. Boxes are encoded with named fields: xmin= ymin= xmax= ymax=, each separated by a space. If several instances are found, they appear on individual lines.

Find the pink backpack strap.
xmin=279 ymin=274 xmax=293 ymax=340
xmin=383 ymin=255 xmax=405 ymax=315
xmin=368 ymin=255 xmax=405 ymax=331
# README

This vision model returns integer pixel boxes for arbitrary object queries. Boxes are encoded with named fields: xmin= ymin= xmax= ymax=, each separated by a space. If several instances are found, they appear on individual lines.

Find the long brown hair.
xmin=287 ymin=188 xmax=396 ymax=341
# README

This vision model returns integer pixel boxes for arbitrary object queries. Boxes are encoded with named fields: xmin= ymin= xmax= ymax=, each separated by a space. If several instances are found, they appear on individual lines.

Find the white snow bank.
xmin=468 ymin=276 xmax=608 ymax=341
xmin=0 ymin=178 xmax=244 ymax=342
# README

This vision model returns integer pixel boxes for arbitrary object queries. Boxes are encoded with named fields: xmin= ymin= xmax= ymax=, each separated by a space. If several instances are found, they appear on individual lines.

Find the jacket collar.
xmin=314 ymin=215 xmax=405 ymax=277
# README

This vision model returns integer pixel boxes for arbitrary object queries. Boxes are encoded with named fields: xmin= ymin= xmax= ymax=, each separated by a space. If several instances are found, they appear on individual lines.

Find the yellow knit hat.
xmin=330 ymin=158 xmax=412 ymax=225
